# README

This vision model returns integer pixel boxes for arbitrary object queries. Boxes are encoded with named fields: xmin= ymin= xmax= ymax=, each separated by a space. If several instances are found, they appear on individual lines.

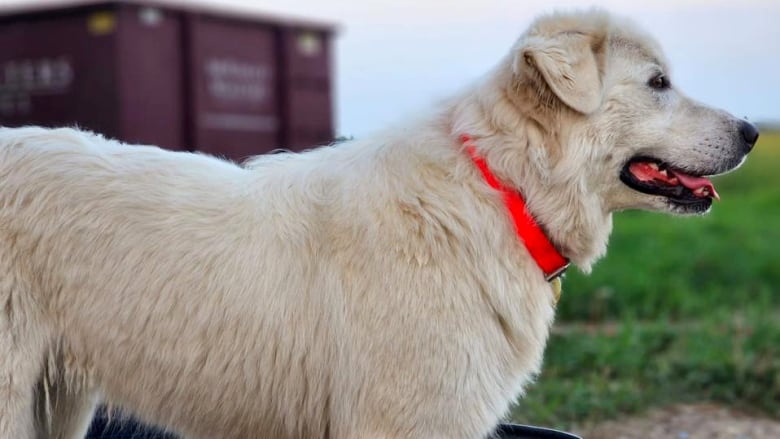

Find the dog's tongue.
xmin=669 ymin=170 xmax=720 ymax=201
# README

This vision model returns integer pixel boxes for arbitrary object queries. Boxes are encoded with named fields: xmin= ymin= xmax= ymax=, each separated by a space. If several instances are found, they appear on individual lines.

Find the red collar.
xmin=461 ymin=134 xmax=569 ymax=281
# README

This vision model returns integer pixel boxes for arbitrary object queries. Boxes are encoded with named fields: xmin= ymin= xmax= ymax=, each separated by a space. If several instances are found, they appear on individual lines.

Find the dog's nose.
xmin=740 ymin=120 xmax=759 ymax=151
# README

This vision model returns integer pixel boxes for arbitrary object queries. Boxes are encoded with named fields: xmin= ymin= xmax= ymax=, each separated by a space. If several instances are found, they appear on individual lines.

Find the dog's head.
xmin=509 ymin=10 xmax=757 ymax=215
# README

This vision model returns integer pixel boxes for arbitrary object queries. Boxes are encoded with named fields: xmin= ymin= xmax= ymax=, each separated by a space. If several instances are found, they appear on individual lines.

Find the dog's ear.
xmin=517 ymin=31 xmax=606 ymax=114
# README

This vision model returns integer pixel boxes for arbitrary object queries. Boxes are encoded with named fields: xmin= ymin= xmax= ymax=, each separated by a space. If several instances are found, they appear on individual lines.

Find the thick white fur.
xmin=0 ymin=10 xmax=751 ymax=439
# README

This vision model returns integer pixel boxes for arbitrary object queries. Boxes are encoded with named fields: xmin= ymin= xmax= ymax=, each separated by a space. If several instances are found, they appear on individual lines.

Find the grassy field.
xmin=509 ymin=133 xmax=780 ymax=429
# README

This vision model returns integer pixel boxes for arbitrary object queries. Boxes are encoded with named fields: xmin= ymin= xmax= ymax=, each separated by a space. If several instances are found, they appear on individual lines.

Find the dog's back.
xmin=0 ymin=127 xmax=343 ymax=438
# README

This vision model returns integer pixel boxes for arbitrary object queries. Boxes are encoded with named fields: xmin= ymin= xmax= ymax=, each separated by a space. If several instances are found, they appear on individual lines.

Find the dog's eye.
xmin=648 ymin=74 xmax=670 ymax=90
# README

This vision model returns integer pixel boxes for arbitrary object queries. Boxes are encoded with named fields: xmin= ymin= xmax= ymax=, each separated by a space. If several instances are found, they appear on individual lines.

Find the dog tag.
xmin=551 ymin=278 xmax=562 ymax=305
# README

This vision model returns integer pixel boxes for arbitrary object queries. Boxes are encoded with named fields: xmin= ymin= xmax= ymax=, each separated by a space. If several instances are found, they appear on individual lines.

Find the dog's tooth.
xmin=649 ymin=163 xmax=659 ymax=170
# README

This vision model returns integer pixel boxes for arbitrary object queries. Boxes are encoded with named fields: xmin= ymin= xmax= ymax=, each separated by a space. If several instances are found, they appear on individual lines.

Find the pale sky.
xmin=3 ymin=0 xmax=779 ymax=137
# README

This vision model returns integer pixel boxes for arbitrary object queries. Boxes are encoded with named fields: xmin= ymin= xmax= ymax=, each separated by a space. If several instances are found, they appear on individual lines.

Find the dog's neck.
xmin=461 ymin=134 xmax=570 ymax=280
xmin=450 ymin=70 xmax=613 ymax=272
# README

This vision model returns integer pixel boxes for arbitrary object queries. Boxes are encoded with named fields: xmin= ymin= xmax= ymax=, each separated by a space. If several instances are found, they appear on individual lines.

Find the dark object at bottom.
xmin=86 ymin=411 xmax=177 ymax=439
xmin=495 ymin=423 xmax=581 ymax=439
xmin=86 ymin=415 xmax=579 ymax=439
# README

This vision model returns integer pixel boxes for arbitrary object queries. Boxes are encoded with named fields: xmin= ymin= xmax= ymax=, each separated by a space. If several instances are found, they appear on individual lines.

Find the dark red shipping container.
xmin=0 ymin=0 xmax=336 ymax=161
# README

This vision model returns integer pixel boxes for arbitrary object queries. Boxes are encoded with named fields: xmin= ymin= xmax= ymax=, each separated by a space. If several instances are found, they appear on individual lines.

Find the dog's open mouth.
xmin=620 ymin=157 xmax=720 ymax=210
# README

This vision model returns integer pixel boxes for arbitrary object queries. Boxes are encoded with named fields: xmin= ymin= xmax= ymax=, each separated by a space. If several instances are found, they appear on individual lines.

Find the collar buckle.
xmin=544 ymin=262 xmax=570 ymax=282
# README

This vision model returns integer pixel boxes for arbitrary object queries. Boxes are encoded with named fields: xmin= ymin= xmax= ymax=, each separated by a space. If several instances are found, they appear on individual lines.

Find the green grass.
xmin=509 ymin=133 xmax=780 ymax=429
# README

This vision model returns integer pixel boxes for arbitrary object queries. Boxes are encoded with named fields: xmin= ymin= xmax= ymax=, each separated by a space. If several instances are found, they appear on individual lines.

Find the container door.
xmin=0 ymin=8 xmax=120 ymax=137
xmin=187 ymin=15 xmax=280 ymax=162
xmin=115 ymin=4 xmax=186 ymax=150
xmin=279 ymin=28 xmax=334 ymax=149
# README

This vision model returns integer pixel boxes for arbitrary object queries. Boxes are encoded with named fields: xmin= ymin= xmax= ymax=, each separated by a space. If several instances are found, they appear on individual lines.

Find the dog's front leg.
xmin=33 ymin=370 xmax=98 ymax=439
xmin=0 ymin=296 xmax=48 ymax=439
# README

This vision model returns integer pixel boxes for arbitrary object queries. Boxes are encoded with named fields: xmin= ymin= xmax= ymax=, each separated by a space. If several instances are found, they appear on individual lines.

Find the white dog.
xmin=0 ymin=10 xmax=757 ymax=439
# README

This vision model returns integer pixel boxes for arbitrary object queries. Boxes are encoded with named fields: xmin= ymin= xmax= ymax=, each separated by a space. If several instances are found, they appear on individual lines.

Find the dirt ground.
xmin=578 ymin=403 xmax=780 ymax=439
